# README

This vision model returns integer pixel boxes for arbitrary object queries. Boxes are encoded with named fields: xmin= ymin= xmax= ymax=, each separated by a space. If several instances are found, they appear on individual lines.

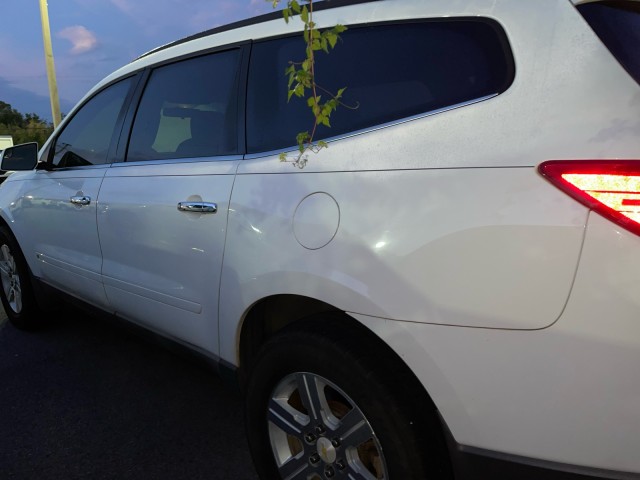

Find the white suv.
xmin=1 ymin=1 xmax=639 ymax=478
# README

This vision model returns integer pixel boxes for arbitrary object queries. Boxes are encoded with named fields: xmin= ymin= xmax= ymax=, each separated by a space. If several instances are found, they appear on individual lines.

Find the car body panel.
xmin=97 ymin=158 xmax=239 ymax=351
xmin=0 ymin=167 xmax=110 ymax=308
xmin=219 ymin=165 xmax=587 ymax=344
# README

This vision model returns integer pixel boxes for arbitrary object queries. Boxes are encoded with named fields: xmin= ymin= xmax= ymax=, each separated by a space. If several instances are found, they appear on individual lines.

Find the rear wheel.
xmin=245 ymin=317 xmax=452 ymax=479
xmin=0 ymin=226 xmax=43 ymax=330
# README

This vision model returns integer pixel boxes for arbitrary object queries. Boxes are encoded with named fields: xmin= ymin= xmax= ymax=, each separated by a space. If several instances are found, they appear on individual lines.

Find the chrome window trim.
xmin=47 ymin=164 xmax=113 ymax=172
xmin=109 ymin=155 xmax=243 ymax=168
xmin=243 ymin=93 xmax=498 ymax=160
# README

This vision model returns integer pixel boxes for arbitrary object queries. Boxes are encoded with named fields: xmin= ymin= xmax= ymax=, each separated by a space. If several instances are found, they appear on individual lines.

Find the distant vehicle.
xmin=0 ymin=137 xmax=14 ymax=185
xmin=0 ymin=136 xmax=13 ymax=150
xmin=0 ymin=1 xmax=639 ymax=479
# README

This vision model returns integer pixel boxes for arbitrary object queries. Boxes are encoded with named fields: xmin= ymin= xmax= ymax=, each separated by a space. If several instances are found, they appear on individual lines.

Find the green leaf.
xmin=317 ymin=140 xmax=328 ymax=148
xmin=300 ymin=5 xmax=309 ymax=23
xmin=326 ymin=32 xmax=338 ymax=49
xmin=296 ymin=70 xmax=310 ymax=83
xmin=320 ymin=38 xmax=329 ymax=53
xmin=321 ymin=116 xmax=331 ymax=127
xmin=279 ymin=152 xmax=288 ymax=162
xmin=283 ymin=8 xmax=290 ymax=23
xmin=286 ymin=68 xmax=296 ymax=87
xmin=291 ymin=0 xmax=301 ymax=13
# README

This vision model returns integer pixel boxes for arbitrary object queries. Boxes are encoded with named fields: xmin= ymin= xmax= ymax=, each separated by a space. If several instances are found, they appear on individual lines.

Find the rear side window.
xmin=577 ymin=1 xmax=640 ymax=85
xmin=127 ymin=49 xmax=241 ymax=162
xmin=247 ymin=20 xmax=514 ymax=154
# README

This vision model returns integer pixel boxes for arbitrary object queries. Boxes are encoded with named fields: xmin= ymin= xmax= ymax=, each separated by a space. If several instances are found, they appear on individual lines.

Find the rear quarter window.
xmin=247 ymin=19 xmax=514 ymax=154
xmin=577 ymin=1 xmax=640 ymax=84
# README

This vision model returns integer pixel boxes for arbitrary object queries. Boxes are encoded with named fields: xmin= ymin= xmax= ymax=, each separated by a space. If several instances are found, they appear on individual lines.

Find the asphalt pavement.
xmin=0 ymin=306 xmax=259 ymax=480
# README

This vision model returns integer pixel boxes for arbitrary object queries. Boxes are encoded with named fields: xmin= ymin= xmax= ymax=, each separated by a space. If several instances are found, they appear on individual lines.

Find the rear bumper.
xmin=446 ymin=429 xmax=640 ymax=480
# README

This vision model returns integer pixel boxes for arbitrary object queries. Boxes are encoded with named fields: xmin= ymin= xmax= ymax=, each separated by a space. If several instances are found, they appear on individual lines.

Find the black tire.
xmin=0 ymin=226 xmax=43 ymax=330
xmin=245 ymin=316 xmax=452 ymax=480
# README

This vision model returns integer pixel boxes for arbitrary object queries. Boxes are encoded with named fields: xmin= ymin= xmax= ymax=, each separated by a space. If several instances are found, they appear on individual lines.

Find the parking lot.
xmin=0 ymin=306 xmax=258 ymax=480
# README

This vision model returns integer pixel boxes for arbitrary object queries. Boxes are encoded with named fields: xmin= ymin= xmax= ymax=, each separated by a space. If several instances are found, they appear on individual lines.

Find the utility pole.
xmin=39 ymin=0 xmax=62 ymax=128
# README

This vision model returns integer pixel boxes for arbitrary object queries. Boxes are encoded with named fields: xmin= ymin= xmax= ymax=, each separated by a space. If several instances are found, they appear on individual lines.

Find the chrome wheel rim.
xmin=0 ymin=244 xmax=22 ymax=314
xmin=268 ymin=372 xmax=388 ymax=479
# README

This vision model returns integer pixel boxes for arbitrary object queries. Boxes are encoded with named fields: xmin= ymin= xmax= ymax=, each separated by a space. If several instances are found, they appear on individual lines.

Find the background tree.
xmin=0 ymin=101 xmax=24 ymax=127
xmin=0 ymin=101 xmax=54 ymax=147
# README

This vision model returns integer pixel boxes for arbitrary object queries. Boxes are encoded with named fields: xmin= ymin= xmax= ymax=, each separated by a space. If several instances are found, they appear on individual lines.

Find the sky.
xmin=0 ymin=0 xmax=276 ymax=121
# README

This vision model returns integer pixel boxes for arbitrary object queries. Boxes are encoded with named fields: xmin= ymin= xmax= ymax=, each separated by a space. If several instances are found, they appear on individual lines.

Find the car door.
xmin=97 ymin=47 xmax=246 ymax=353
xmin=12 ymin=76 xmax=137 ymax=308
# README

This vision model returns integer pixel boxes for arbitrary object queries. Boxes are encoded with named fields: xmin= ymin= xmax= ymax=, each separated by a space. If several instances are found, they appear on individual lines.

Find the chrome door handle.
xmin=177 ymin=202 xmax=217 ymax=214
xmin=70 ymin=196 xmax=91 ymax=206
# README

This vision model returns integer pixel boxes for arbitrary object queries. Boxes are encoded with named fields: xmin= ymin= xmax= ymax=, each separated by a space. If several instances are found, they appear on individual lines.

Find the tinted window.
xmin=127 ymin=49 xmax=241 ymax=161
xmin=52 ymin=78 xmax=133 ymax=167
xmin=247 ymin=20 xmax=513 ymax=154
xmin=578 ymin=1 xmax=640 ymax=85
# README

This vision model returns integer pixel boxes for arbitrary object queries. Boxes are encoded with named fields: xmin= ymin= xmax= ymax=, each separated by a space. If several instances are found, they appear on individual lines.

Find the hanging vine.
xmin=269 ymin=0 xmax=348 ymax=168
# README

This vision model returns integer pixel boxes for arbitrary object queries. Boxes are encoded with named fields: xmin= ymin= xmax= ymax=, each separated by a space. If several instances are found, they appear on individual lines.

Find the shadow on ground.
xmin=0 ymin=306 xmax=258 ymax=480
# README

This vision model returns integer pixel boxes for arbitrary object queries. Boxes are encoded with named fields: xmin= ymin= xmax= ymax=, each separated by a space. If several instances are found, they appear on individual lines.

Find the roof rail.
xmin=137 ymin=0 xmax=384 ymax=60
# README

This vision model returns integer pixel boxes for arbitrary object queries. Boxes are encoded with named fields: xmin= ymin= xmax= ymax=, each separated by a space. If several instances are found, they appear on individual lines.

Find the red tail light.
xmin=539 ymin=160 xmax=640 ymax=236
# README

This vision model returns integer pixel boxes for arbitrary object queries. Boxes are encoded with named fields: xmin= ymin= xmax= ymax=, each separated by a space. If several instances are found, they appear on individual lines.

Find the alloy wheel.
xmin=0 ymin=243 xmax=22 ymax=314
xmin=268 ymin=372 xmax=387 ymax=480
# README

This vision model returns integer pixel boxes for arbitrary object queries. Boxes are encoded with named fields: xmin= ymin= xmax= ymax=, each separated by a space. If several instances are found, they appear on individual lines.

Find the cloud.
xmin=109 ymin=0 xmax=133 ymax=14
xmin=57 ymin=26 xmax=98 ymax=54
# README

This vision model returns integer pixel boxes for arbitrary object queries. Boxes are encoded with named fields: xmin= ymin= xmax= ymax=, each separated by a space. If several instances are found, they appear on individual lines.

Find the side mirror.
xmin=0 ymin=143 xmax=38 ymax=171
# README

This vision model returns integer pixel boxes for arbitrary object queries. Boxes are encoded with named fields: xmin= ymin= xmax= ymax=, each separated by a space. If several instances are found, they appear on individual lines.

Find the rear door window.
xmin=127 ymin=49 xmax=242 ymax=162
xmin=247 ymin=20 xmax=514 ymax=154
xmin=577 ymin=1 xmax=640 ymax=85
